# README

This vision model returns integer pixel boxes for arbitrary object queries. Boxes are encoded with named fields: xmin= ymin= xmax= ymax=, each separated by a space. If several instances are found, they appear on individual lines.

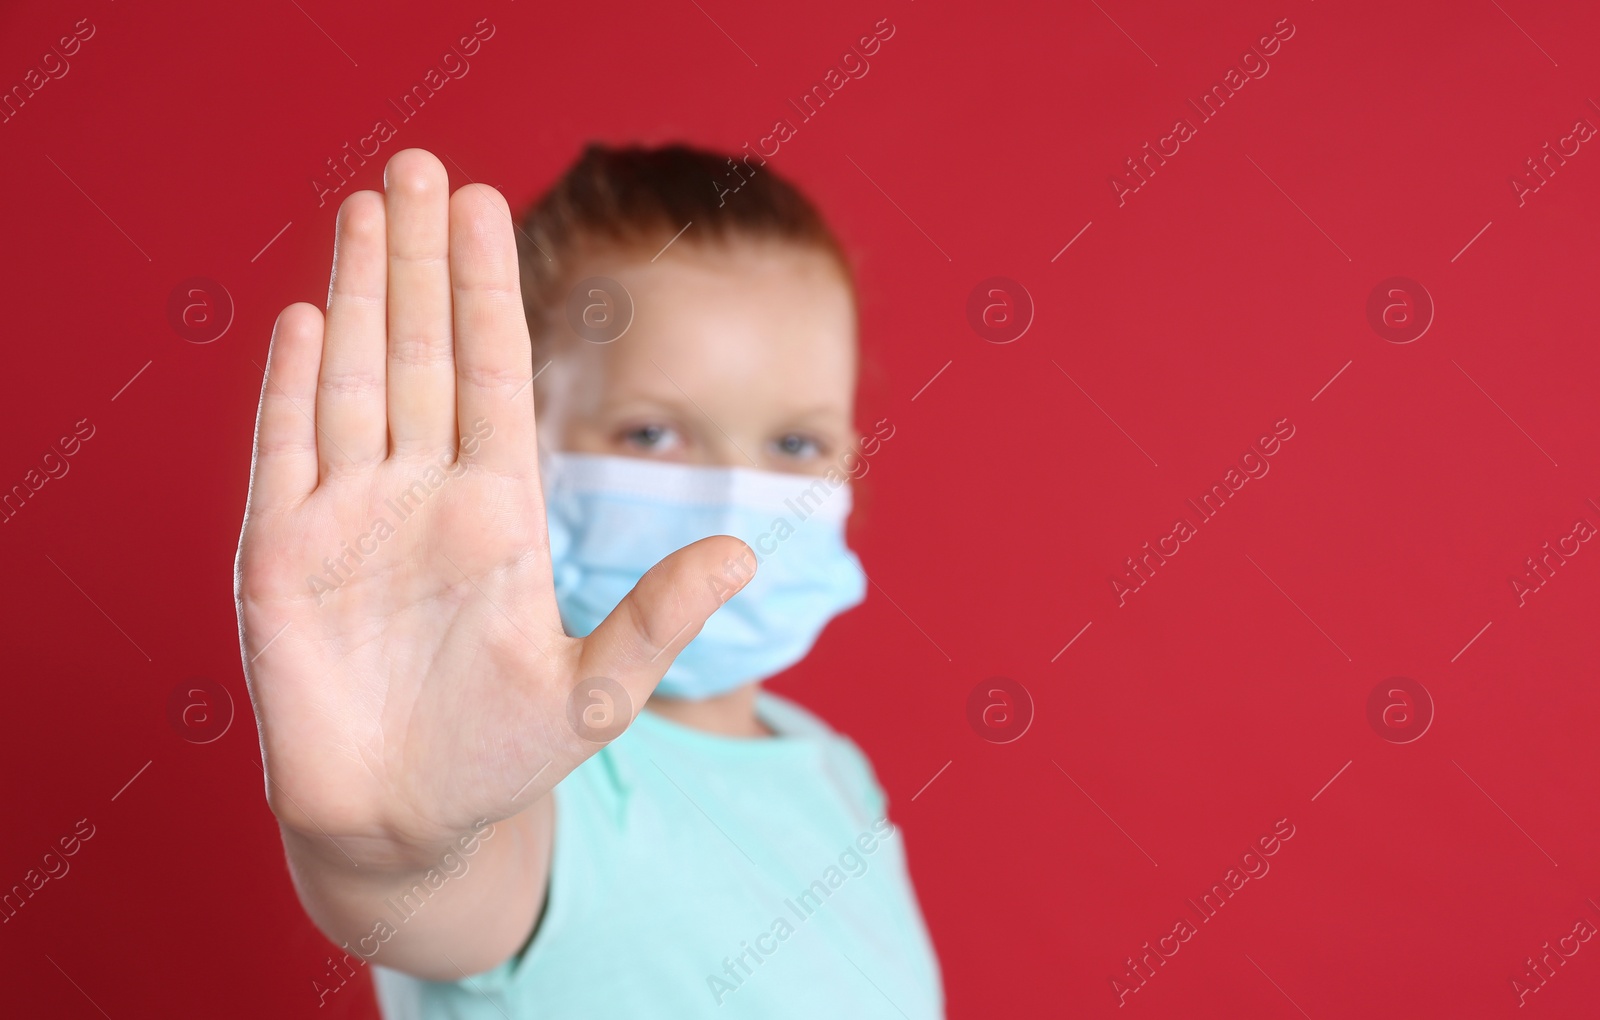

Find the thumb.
xmin=570 ymin=535 xmax=756 ymax=739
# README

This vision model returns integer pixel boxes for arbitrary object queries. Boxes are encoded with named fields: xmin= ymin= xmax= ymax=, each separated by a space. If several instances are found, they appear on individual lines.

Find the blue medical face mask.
xmin=540 ymin=450 xmax=868 ymax=700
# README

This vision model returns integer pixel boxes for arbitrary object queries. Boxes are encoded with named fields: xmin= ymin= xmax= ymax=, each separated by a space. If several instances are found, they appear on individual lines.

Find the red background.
xmin=3 ymin=0 xmax=1598 ymax=1016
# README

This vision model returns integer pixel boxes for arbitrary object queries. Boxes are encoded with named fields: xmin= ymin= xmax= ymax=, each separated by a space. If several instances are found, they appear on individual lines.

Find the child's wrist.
xmin=278 ymin=818 xmax=472 ymax=875
xmin=277 ymin=803 xmax=535 ymax=876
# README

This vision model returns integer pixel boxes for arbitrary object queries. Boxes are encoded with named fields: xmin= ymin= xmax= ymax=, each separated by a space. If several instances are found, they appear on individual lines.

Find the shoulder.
xmin=757 ymin=691 xmax=889 ymax=822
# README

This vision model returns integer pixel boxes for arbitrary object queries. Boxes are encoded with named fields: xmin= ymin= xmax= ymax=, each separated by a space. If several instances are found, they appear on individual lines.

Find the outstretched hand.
xmin=234 ymin=148 xmax=752 ymax=861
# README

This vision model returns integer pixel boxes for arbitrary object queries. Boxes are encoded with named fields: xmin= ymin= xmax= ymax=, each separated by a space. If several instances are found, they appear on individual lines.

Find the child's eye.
xmin=772 ymin=433 xmax=822 ymax=459
xmin=621 ymin=424 xmax=682 ymax=453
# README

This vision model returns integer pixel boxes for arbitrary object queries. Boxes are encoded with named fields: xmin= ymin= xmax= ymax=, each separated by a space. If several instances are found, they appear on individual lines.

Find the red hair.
xmin=516 ymin=142 xmax=853 ymax=352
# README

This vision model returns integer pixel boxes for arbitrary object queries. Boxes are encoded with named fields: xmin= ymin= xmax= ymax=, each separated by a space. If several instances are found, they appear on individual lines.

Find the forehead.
xmin=560 ymin=240 xmax=859 ymax=410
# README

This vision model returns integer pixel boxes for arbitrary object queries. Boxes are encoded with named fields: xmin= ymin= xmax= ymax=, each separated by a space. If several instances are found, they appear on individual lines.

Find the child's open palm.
xmin=234 ymin=149 xmax=749 ymax=864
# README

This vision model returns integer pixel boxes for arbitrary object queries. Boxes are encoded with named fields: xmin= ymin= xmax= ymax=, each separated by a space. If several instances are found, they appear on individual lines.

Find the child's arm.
xmin=234 ymin=148 xmax=752 ymax=979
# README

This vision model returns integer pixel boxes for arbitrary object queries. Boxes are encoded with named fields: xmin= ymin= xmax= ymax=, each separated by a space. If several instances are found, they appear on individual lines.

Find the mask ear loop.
xmin=530 ymin=348 xmax=573 ymax=489
xmin=534 ymin=442 xmax=573 ymax=505
xmin=525 ymin=343 xmax=575 ymax=486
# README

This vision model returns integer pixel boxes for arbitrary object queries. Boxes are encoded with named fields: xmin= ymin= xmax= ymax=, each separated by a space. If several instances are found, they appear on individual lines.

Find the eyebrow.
xmin=600 ymin=389 xmax=848 ymax=423
xmin=781 ymin=403 xmax=850 ymax=418
xmin=596 ymin=394 xmax=697 ymax=421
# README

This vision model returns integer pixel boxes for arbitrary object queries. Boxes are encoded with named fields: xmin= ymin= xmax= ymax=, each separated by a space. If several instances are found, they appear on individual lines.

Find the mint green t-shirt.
xmin=372 ymin=691 xmax=944 ymax=1018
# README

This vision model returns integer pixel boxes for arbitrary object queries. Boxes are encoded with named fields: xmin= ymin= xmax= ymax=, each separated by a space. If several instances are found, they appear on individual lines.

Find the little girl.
xmin=235 ymin=143 xmax=942 ymax=1017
